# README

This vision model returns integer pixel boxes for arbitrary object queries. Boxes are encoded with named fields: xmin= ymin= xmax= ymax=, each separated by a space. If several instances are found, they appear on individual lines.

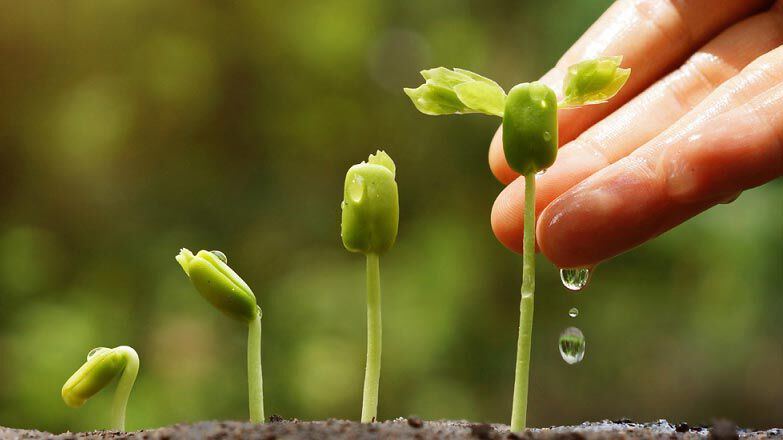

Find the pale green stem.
xmin=361 ymin=253 xmax=382 ymax=423
xmin=510 ymin=173 xmax=536 ymax=432
xmin=110 ymin=346 xmax=139 ymax=432
xmin=248 ymin=310 xmax=265 ymax=423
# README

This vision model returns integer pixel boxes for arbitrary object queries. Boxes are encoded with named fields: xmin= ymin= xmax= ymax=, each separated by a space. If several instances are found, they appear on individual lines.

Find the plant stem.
xmin=248 ymin=310 xmax=265 ymax=423
xmin=361 ymin=253 xmax=382 ymax=423
xmin=510 ymin=173 xmax=536 ymax=432
xmin=110 ymin=346 xmax=139 ymax=432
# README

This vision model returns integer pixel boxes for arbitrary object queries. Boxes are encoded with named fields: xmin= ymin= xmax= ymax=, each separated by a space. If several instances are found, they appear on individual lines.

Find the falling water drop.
xmin=211 ymin=250 xmax=227 ymax=264
xmin=87 ymin=347 xmax=108 ymax=361
xmin=568 ymin=307 xmax=579 ymax=318
xmin=560 ymin=268 xmax=591 ymax=291
xmin=558 ymin=327 xmax=585 ymax=364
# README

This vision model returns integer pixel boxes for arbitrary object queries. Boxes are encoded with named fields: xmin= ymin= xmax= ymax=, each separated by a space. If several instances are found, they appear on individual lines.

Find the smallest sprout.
xmin=62 ymin=345 xmax=139 ymax=432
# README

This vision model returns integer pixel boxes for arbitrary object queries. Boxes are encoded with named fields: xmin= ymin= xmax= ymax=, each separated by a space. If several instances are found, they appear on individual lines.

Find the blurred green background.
xmin=0 ymin=0 xmax=781 ymax=433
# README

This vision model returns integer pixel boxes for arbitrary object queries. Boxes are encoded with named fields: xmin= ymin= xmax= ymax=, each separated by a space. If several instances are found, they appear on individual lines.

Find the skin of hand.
xmin=489 ymin=0 xmax=783 ymax=268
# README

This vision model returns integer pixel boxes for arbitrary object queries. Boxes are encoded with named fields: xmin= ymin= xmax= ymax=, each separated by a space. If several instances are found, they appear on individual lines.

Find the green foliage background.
xmin=0 ymin=0 xmax=780 ymax=432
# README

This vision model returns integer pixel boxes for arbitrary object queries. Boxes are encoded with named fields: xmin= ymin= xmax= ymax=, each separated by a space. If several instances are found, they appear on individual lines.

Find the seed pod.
xmin=62 ymin=347 xmax=129 ymax=408
xmin=176 ymin=248 xmax=258 ymax=322
xmin=502 ymin=82 xmax=558 ymax=176
xmin=341 ymin=151 xmax=399 ymax=255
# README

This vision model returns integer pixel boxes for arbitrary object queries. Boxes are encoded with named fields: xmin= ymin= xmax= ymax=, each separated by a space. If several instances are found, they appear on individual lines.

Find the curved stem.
xmin=110 ymin=346 xmax=139 ymax=432
xmin=511 ymin=173 xmax=536 ymax=432
xmin=248 ymin=310 xmax=265 ymax=423
xmin=361 ymin=253 xmax=382 ymax=423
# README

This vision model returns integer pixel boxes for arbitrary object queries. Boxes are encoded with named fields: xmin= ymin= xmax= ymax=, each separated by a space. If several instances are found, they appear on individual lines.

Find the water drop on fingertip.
xmin=210 ymin=250 xmax=227 ymax=264
xmin=568 ymin=307 xmax=578 ymax=318
xmin=558 ymin=327 xmax=585 ymax=364
xmin=560 ymin=268 xmax=591 ymax=291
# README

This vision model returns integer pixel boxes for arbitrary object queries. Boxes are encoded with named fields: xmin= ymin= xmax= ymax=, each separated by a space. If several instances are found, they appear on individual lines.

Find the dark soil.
xmin=1 ymin=418 xmax=780 ymax=440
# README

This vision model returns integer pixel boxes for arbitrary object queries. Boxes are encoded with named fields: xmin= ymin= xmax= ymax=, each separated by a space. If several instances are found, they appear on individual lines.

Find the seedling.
xmin=61 ymin=345 xmax=139 ymax=432
xmin=404 ymin=58 xmax=629 ymax=431
xmin=176 ymin=248 xmax=264 ymax=423
xmin=340 ymin=151 xmax=399 ymax=423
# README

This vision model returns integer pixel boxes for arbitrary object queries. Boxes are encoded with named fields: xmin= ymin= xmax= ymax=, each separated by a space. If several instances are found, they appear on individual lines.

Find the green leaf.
xmin=454 ymin=81 xmax=505 ymax=117
xmin=559 ymin=56 xmax=630 ymax=108
xmin=404 ymin=84 xmax=469 ymax=116
xmin=404 ymin=67 xmax=506 ymax=117
xmin=454 ymin=68 xmax=499 ymax=86
xmin=421 ymin=67 xmax=473 ymax=87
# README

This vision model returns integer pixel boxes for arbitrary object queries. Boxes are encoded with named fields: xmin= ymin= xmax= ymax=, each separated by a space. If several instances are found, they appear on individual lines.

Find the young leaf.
xmin=404 ymin=67 xmax=506 ymax=116
xmin=454 ymin=81 xmax=505 ymax=117
xmin=404 ymin=84 xmax=469 ymax=116
xmin=559 ymin=56 xmax=630 ymax=108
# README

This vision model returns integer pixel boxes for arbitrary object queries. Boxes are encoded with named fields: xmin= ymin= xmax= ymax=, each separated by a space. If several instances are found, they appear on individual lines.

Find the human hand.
xmin=489 ymin=0 xmax=783 ymax=268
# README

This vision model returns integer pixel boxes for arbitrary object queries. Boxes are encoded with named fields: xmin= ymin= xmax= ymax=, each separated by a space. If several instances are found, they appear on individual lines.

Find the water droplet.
xmin=560 ymin=268 xmax=591 ymax=291
xmin=558 ymin=327 xmax=585 ymax=364
xmin=348 ymin=175 xmax=365 ymax=203
xmin=210 ymin=250 xmax=227 ymax=264
xmin=568 ymin=307 xmax=579 ymax=318
xmin=542 ymin=131 xmax=551 ymax=142
xmin=87 ymin=347 xmax=108 ymax=361
xmin=536 ymin=168 xmax=547 ymax=176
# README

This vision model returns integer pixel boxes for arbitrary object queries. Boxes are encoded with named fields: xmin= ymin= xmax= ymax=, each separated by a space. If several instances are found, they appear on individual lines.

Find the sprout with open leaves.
xmin=404 ymin=58 xmax=629 ymax=432
xmin=62 ymin=345 xmax=139 ymax=432
xmin=341 ymin=150 xmax=399 ymax=423
xmin=176 ymin=248 xmax=264 ymax=423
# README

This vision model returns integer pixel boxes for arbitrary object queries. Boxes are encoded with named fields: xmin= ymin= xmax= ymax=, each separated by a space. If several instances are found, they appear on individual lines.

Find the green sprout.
xmin=176 ymin=248 xmax=264 ymax=423
xmin=404 ymin=57 xmax=629 ymax=432
xmin=341 ymin=150 xmax=399 ymax=423
xmin=62 ymin=345 xmax=139 ymax=432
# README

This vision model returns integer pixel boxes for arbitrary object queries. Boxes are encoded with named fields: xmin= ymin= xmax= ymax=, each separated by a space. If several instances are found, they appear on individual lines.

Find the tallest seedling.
xmin=405 ymin=58 xmax=630 ymax=431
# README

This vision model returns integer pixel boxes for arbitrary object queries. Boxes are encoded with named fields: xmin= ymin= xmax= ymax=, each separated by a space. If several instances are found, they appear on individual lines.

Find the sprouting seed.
xmin=62 ymin=345 xmax=139 ymax=432
xmin=341 ymin=150 xmax=399 ymax=423
xmin=176 ymin=248 xmax=264 ymax=423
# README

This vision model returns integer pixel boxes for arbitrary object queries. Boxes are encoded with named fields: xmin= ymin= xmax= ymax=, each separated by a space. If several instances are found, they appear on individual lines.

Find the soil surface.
xmin=1 ymin=418 xmax=780 ymax=440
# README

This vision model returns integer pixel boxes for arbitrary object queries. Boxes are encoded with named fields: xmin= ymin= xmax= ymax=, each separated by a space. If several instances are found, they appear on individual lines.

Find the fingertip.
xmin=489 ymin=126 xmax=519 ymax=184
xmin=490 ymin=179 xmax=525 ymax=254
xmin=537 ymin=198 xmax=584 ymax=268
xmin=537 ymin=170 xmax=637 ymax=268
